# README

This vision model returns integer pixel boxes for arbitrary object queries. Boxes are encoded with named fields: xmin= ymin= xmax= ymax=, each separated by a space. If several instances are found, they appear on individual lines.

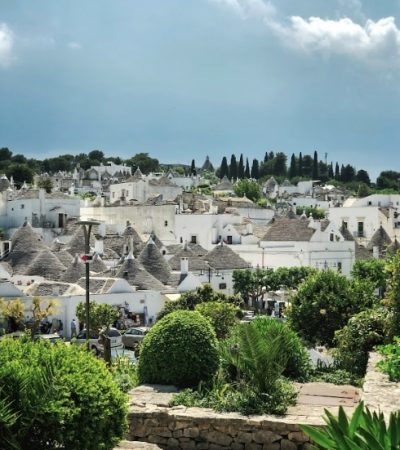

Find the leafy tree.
xmin=230 ymin=154 xmax=238 ymax=180
xmin=298 ymin=152 xmax=303 ymax=177
xmin=288 ymin=270 xmax=376 ymax=346
xmin=6 ymin=163 xmax=34 ymax=186
xmin=351 ymin=258 xmax=387 ymax=294
xmin=377 ymin=170 xmax=400 ymax=190
xmin=234 ymin=179 xmax=261 ymax=201
xmin=157 ymin=284 xmax=241 ymax=320
xmin=238 ymin=154 xmax=244 ymax=179
xmin=195 ymin=301 xmax=239 ymax=339
xmin=250 ymin=158 xmax=259 ymax=179
xmin=0 ymin=147 xmax=12 ymax=161
xmin=76 ymin=301 xmax=119 ymax=333
xmin=233 ymin=268 xmax=274 ymax=309
xmin=0 ymin=298 xmax=25 ymax=332
xmin=37 ymin=177 xmax=53 ymax=193
xmin=334 ymin=308 xmax=391 ymax=376
xmin=31 ymin=297 xmax=58 ymax=338
xmin=88 ymin=149 xmax=105 ymax=162
xmin=288 ymin=154 xmax=297 ymax=179
xmin=218 ymin=156 xmax=229 ymax=179
xmin=301 ymin=154 xmax=313 ymax=177
xmin=312 ymin=150 xmax=319 ymax=179
xmin=125 ymin=152 xmax=159 ymax=174
xmin=12 ymin=154 xmax=27 ymax=164
xmin=357 ymin=182 xmax=370 ymax=198
xmin=273 ymin=152 xmax=286 ymax=176
xmin=295 ymin=206 xmax=325 ymax=219
xmin=138 ymin=310 xmax=219 ymax=387
xmin=356 ymin=169 xmax=370 ymax=186
xmin=335 ymin=162 xmax=340 ymax=179
xmin=263 ymin=152 xmax=269 ymax=163
xmin=0 ymin=339 xmax=127 ymax=450
xmin=341 ymin=164 xmax=356 ymax=183
xmin=328 ymin=162 xmax=334 ymax=179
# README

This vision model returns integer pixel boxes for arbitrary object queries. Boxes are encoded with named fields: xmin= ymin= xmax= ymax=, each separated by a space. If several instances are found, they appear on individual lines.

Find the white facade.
xmin=343 ymin=194 xmax=400 ymax=208
xmin=292 ymin=197 xmax=330 ymax=211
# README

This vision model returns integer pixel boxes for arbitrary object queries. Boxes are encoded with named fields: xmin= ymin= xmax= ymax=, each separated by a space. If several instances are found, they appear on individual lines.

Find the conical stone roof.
xmin=168 ymin=245 xmax=207 ymax=271
xmin=116 ymin=254 xmax=165 ymax=291
xmin=139 ymin=238 xmax=171 ymax=284
xmin=366 ymin=226 xmax=392 ymax=251
xmin=55 ymin=249 xmax=74 ymax=267
xmin=60 ymin=255 xmax=86 ymax=283
xmin=91 ymin=254 xmax=108 ymax=273
xmin=203 ymin=243 xmax=249 ymax=270
xmin=65 ymin=227 xmax=96 ymax=255
xmin=387 ymin=237 xmax=400 ymax=255
xmin=8 ymin=222 xmax=49 ymax=273
xmin=25 ymin=249 xmax=67 ymax=280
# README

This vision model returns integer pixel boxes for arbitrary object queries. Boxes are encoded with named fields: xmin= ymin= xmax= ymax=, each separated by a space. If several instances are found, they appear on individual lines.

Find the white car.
xmin=74 ymin=328 xmax=122 ymax=355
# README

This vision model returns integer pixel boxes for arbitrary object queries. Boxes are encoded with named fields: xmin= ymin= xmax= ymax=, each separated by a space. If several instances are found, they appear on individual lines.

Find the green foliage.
xmin=385 ymin=252 xmax=400 ymax=336
xmin=76 ymin=301 xmax=119 ymax=332
xmin=334 ymin=308 xmax=391 ymax=376
xmin=0 ymin=338 xmax=127 ymax=450
xmin=301 ymin=401 xmax=400 ymax=450
xmin=377 ymin=337 xmax=400 ymax=382
xmin=234 ymin=179 xmax=261 ymax=201
xmin=170 ymin=375 xmax=296 ymax=416
xmin=157 ymin=284 xmax=242 ymax=320
xmin=309 ymin=367 xmax=362 ymax=386
xmin=138 ymin=310 xmax=219 ymax=387
xmin=195 ymin=301 xmax=239 ymax=339
xmin=288 ymin=269 xmax=376 ymax=346
xmin=37 ymin=177 xmax=53 ymax=193
xmin=351 ymin=259 xmax=387 ymax=292
xmin=295 ymin=206 xmax=326 ymax=219
xmin=6 ymin=163 xmax=34 ymax=186
xmin=377 ymin=170 xmax=400 ymax=191
xmin=110 ymin=356 xmax=139 ymax=392
xmin=125 ymin=152 xmax=159 ymax=174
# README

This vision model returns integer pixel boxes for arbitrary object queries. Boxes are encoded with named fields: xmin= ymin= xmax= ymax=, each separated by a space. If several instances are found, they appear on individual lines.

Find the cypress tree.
xmin=335 ymin=162 xmax=340 ymax=180
xmin=238 ymin=154 xmax=245 ymax=179
xmin=312 ymin=150 xmax=319 ymax=179
xmin=190 ymin=159 xmax=196 ymax=176
xmin=328 ymin=162 xmax=334 ymax=179
xmin=245 ymin=158 xmax=250 ymax=178
xmin=288 ymin=153 xmax=297 ymax=179
xmin=251 ymin=159 xmax=259 ymax=179
xmin=230 ymin=154 xmax=238 ymax=180
xmin=268 ymin=151 xmax=275 ymax=160
xmin=298 ymin=152 xmax=303 ymax=177
xmin=219 ymin=156 xmax=229 ymax=179
xmin=264 ymin=152 xmax=269 ymax=163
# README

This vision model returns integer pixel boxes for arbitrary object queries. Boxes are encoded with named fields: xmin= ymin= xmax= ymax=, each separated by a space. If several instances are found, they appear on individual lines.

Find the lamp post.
xmin=77 ymin=220 xmax=100 ymax=351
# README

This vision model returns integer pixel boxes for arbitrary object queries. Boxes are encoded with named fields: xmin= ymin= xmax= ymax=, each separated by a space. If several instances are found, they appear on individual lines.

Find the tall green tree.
xmin=125 ymin=153 xmax=159 ymax=174
xmin=312 ymin=150 xmax=319 ymax=179
xmin=234 ymin=179 xmax=260 ymax=201
xmin=6 ymin=163 xmax=34 ymax=186
xmin=219 ymin=156 xmax=229 ymax=178
xmin=288 ymin=153 xmax=297 ymax=179
xmin=328 ymin=162 xmax=334 ymax=179
xmin=238 ymin=154 xmax=244 ymax=179
xmin=335 ymin=162 xmax=340 ymax=180
xmin=230 ymin=154 xmax=238 ymax=180
xmin=341 ymin=164 xmax=356 ymax=183
xmin=273 ymin=152 xmax=287 ymax=176
xmin=356 ymin=169 xmax=370 ymax=186
xmin=298 ymin=152 xmax=303 ymax=177
xmin=244 ymin=158 xmax=250 ymax=178
xmin=190 ymin=159 xmax=196 ymax=176
xmin=251 ymin=159 xmax=259 ymax=179
xmin=264 ymin=152 xmax=269 ymax=163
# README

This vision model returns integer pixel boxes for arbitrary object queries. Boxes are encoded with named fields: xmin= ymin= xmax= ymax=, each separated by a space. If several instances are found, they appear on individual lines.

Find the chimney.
xmin=180 ymin=257 xmax=189 ymax=275
xmin=372 ymin=246 xmax=380 ymax=259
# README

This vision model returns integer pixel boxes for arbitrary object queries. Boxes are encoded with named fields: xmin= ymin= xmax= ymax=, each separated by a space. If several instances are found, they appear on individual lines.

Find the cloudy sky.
xmin=1 ymin=0 xmax=400 ymax=178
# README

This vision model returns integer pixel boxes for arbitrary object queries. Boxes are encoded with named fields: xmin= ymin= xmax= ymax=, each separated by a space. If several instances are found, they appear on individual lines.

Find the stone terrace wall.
xmin=127 ymin=405 xmax=319 ymax=450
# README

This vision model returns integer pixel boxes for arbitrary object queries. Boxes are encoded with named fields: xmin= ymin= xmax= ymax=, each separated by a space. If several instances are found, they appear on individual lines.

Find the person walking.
xmin=70 ymin=318 xmax=77 ymax=338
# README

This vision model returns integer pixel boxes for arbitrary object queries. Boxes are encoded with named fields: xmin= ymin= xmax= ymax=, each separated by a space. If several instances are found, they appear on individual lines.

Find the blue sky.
xmin=1 ymin=0 xmax=400 ymax=179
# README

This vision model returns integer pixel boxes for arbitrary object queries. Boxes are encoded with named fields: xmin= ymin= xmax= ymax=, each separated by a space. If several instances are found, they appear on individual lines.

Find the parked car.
xmin=122 ymin=327 xmax=149 ymax=348
xmin=73 ymin=328 xmax=122 ymax=355
xmin=34 ymin=333 xmax=64 ymax=344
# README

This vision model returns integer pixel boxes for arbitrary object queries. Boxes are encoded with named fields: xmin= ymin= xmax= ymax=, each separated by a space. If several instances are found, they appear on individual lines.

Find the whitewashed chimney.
xmin=180 ymin=257 xmax=189 ymax=275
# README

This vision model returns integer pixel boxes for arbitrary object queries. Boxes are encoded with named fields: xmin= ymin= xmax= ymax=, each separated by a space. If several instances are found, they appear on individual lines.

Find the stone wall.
xmin=127 ymin=405 xmax=318 ymax=450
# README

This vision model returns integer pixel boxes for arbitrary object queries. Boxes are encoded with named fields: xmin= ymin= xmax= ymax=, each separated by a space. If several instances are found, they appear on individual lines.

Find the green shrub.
xmin=377 ymin=337 xmax=400 ymax=381
xmin=334 ymin=308 xmax=390 ymax=376
xmin=288 ymin=269 xmax=376 ymax=346
xmin=195 ymin=301 xmax=239 ymax=339
xmin=301 ymin=401 xmax=400 ymax=449
xmin=0 ymin=338 xmax=127 ymax=450
xmin=111 ymin=356 xmax=139 ymax=392
xmin=309 ymin=367 xmax=362 ymax=386
xmin=250 ymin=317 xmax=311 ymax=381
xmin=137 ymin=310 xmax=219 ymax=387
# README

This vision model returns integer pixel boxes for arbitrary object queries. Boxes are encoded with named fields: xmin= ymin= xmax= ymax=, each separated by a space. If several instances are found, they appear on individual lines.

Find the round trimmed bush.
xmin=137 ymin=310 xmax=219 ymax=387
xmin=0 ymin=338 xmax=127 ymax=450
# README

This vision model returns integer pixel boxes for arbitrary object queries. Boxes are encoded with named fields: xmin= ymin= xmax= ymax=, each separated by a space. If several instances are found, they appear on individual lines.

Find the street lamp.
xmin=77 ymin=220 xmax=100 ymax=351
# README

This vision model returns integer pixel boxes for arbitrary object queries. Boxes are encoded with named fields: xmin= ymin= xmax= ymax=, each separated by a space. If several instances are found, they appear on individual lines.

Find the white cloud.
xmin=0 ymin=23 xmax=14 ymax=67
xmin=67 ymin=41 xmax=81 ymax=50
xmin=209 ymin=0 xmax=400 ymax=66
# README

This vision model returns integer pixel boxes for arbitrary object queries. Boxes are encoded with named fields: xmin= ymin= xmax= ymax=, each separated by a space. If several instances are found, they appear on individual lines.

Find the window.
xmin=330 ymin=233 xmax=334 ymax=242
xmin=227 ymin=235 xmax=233 ymax=244
xmin=162 ymin=250 xmax=166 ymax=255
xmin=180 ymin=237 xmax=183 ymax=243
xmin=190 ymin=235 xmax=197 ymax=244
xmin=21 ymin=204 xmax=24 ymax=209
xmin=219 ymin=283 xmax=227 ymax=289
xmin=342 ymin=221 xmax=348 ymax=229
xmin=164 ymin=220 xmax=168 ymax=227
xmin=337 ymin=262 xmax=342 ymax=273
xmin=357 ymin=222 xmax=364 ymax=237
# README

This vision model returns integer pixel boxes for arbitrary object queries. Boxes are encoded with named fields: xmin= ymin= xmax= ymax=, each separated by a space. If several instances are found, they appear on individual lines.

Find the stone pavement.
xmin=115 ymin=441 xmax=161 ymax=449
